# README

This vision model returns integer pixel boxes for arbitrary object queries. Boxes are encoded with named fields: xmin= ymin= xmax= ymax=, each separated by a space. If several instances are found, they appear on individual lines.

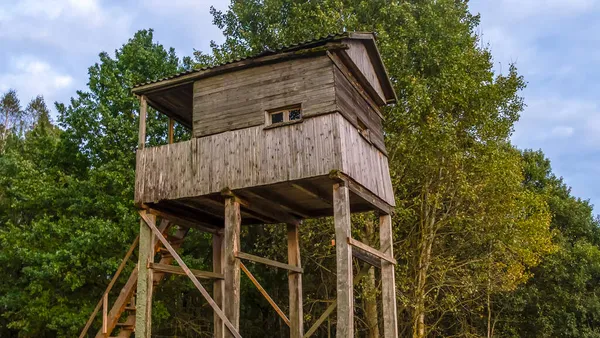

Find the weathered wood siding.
xmin=136 ymin=114 xmax=341 ymax=204
xmin=333 ymin=66 xmax=386 ymax=154
xmin=335 ymin=113 xmax=395 ymax=206
xmin=192 ymin=56 xmax=336 ymax=137
xmin=135 ymin=113 xmax=395 ymax=207
xmin=345 ymin=40 xmax=386 ymax=103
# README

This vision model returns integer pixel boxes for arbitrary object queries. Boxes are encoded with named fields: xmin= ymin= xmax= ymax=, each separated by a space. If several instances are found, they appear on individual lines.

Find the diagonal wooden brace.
xmin=139 ymin=210 xmax=242 ymax=338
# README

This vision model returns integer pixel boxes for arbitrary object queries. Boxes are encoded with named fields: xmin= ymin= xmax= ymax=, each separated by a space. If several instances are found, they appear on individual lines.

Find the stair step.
xmin=115 ymin=316 xmax=135 ymax=328
xmin=124 ymin=306 xmax=135 ymax=311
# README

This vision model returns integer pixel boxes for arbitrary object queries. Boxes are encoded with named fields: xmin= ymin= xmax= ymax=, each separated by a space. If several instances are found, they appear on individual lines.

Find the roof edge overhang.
xmin=132 ymin=38 xmax=350 ymax=96
xmin=133 ymin=32 xmax=397 ymax=105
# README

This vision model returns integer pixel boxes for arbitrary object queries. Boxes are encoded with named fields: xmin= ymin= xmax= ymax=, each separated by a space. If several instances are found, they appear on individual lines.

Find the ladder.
xmin=79 ymin=219 xmax=189 ymax=338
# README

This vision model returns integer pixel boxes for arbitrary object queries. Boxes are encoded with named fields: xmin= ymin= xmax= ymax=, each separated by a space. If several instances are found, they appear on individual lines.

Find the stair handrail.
xmin=78 ymin=235 xmax=140 ymax=338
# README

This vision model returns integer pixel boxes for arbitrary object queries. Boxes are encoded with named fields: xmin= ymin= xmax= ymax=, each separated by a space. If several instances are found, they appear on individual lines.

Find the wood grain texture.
xmin=213 ymin=233 xmax=225 ymax=338
xmin=135 ymin=211 xmax=154 ymax=338
xmin=343 ymin=40 xmax=386 ymax=104
xmin=288 ymin=223 xmax=304 ymax=338
xmin=224 ymin=198 xmax=241 ymax=335
xmin=135 ymin=112 xmax=394 ymax=208
xmin=193 ymin=56 xmax=336 ymax=137
xmin=333 ymin=61 xmax=386 ymax=153
xmin=380 ymin=214 xmax=399 ymax=338
xmin=136 ymin=114 xmax=343 ymax=204
xmin=335 ymin=113 xmax=395 ymax=206
xmin=333 ymin=183 xmax=354 ymax=338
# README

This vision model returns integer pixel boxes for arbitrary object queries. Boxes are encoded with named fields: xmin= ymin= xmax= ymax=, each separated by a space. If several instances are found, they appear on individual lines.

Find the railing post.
xmin=102 ymin=293 xmax=108 ymax=334
xmin=138 ymin=95 xmax=147 ymax=150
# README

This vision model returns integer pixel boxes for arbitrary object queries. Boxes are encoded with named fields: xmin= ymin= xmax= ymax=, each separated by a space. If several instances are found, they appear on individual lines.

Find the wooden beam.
xmin=352 ymin=247 xmax=382 ymax=268
xmin=303 ymin=264 xmax=372 ymax=338
xmin=224 ymin=197 xmax=241 ymax=335
xmin=235 ymin=251 xmax=304 ymax=273
xmin=225 ymin=188 xmax=302 ymax=226
xmin=139 ymin=211 xmax=242 ymax=338
xmin=347 ymin=237 xmax=396 ymax=265
xmin=102 ymin=293 xmax=108 ymax=334
xmin=149 ymin=262 xmax=224 ymax=279
xmin=288 ymin=223 xmax=304 ymax=338
xmin=240 ymin=262 xmax=290 ymax=327
xmin=168 ymin=118 xmax=174 ymax=144
xmin=333 ymin=182 xmax=353 ymax=337
xmin=138 ymin=95 xmax=147 ymax=149
xmin=380 ymin=214 xmax=399 ymax=338
xmin=329 ymin=171 xmax=394 ymax=215
xmin=213 ymin=233 xmax=226 ymax=338
xmin=135 ymin=211 xmax=155 ymax=338
xmin=146 ymin=207 xmax=220 ymax=234
xmin=291 ymin=183 xmax=332 ymax=206
xmin=245 ymin=189 xmax=311 ymax=219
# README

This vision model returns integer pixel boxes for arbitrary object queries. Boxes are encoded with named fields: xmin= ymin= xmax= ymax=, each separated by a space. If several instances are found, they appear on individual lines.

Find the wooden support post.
xmin=168 ymin=118 xmax=174 ymax=144
xmin=380 ymin=214 xmax=398 ymax=338
xmin=138 ymin=95 xmax=147 ymax=150
xmin=288 ymin=223 xmax=304 ymax=338
xmin=333 ymin=182 xmax=353 ymax=338
xmin=139 ymin=211 xmax=241 ymax=338
xmin=135 ymin=211 xmax=155 ymax=338
xmin=213 ymin=232 xmax=226 ymax=338
xmin=224 ymin=197 xmax=241 ymax=336
xmin=102 ymin=293 xmax=108 ymax=334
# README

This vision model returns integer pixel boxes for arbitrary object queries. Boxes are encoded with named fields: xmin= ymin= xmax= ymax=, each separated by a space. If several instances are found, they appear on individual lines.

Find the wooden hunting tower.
xmin=85 ymin=32 xmax=398 ymax=338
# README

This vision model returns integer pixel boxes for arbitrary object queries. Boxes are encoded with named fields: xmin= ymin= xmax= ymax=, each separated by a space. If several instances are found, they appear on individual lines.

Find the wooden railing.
xmin=78 ymin=236 xmax=139 ymax=338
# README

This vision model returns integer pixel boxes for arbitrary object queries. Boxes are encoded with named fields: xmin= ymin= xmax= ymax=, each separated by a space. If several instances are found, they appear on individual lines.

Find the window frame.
xmin=265 ymin=104 xmax=303 ymax=128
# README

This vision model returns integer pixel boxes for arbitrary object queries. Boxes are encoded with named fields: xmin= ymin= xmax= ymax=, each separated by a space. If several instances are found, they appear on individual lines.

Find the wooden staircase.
xmin=79 ymin=219 xmax=190 ymax=338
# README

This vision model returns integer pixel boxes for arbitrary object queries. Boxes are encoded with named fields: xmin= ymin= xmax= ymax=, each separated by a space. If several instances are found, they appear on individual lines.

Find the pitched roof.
xmin=133 ymin=33 xmax=352 ymax=90
xmin=132 ymin=32 xmax=395 ymax=103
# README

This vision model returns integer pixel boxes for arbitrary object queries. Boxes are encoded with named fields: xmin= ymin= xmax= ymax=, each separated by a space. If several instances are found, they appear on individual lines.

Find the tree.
xmin=0 ymin=30 xmax=192 ymax=337
xmin=495 ymin=150 xmax=600 ymax=338
xmin=205 ymin=1 xmax=555 ymax=336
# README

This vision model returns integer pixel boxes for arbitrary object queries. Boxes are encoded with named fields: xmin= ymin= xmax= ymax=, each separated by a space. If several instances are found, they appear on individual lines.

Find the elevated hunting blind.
xmin=86 ymin=32 xmax=399 ymax=338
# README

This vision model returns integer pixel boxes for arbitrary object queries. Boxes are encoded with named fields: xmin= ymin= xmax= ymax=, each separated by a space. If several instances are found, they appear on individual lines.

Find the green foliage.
xmin=0 ymin=2 xmax=597 ymax=338
xmin=495 ymin=150 xmax=600 ymax=338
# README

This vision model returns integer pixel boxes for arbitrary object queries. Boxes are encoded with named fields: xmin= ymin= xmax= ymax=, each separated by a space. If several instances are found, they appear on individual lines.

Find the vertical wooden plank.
xmin=333 ymin=182 xmax=353 ymax=338
xmin=287 ymin=223 xmax=303 ymax=338
xmin=168 ymin=118 xmax=174 ymax=144
xmin=135 ymin=211 xmax=155 ymax=338
xmin=102 ymin=293 xmax=108 ymax=334
xmin=224 ymin=197 xmax=241 ymax=336
xmin=138 ymin=95 xmax=147 ymax=149
xmin=380 ymin=214 xmax=399 ymax=338
xmin=213 ymin=233 xmax=226 ymax=338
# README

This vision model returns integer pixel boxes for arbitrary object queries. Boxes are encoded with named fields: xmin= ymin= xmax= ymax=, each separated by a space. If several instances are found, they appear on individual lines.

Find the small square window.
xmin=271 ymin=112 xmax=284 ymax=124
xmin=267 ymin=105 xmax=302 ymax=126
xmin=289 ymin=109 xmax=302 ymax=121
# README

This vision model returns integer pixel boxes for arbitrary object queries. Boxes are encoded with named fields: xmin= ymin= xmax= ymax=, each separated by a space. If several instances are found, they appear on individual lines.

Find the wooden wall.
xmin=336 ymin=114 xmax=395 ymax=206
xmin=192 ymin=56 xmax=337 ymax=137
xmin=333 ymin=66 xmax=386 ymax=153
xmin=135 ymin=113 xmax=394 ymax=207
xmin=345 ymin=40 xmax=386 ymax=104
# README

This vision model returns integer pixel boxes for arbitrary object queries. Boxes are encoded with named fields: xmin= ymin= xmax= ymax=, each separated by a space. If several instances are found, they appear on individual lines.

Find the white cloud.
xmin=0 ymin=56 xmax=74 ymax=104
xmin=551 ymin=126 xmax=575 ymax=138
xmin=0 ymin=0 xmax=133 ymax=51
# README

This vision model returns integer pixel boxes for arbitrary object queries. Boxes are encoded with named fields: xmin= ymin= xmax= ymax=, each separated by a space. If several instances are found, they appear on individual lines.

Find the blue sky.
xmin=0 ymin=0 xmax=598 ymax=212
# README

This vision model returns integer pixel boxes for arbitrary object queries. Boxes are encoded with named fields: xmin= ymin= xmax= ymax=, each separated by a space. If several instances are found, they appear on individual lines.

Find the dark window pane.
xmin=271 ymin=112 xmax=284 ymax=124
xmin=289 ymin=109 xmax=302 ymax=120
